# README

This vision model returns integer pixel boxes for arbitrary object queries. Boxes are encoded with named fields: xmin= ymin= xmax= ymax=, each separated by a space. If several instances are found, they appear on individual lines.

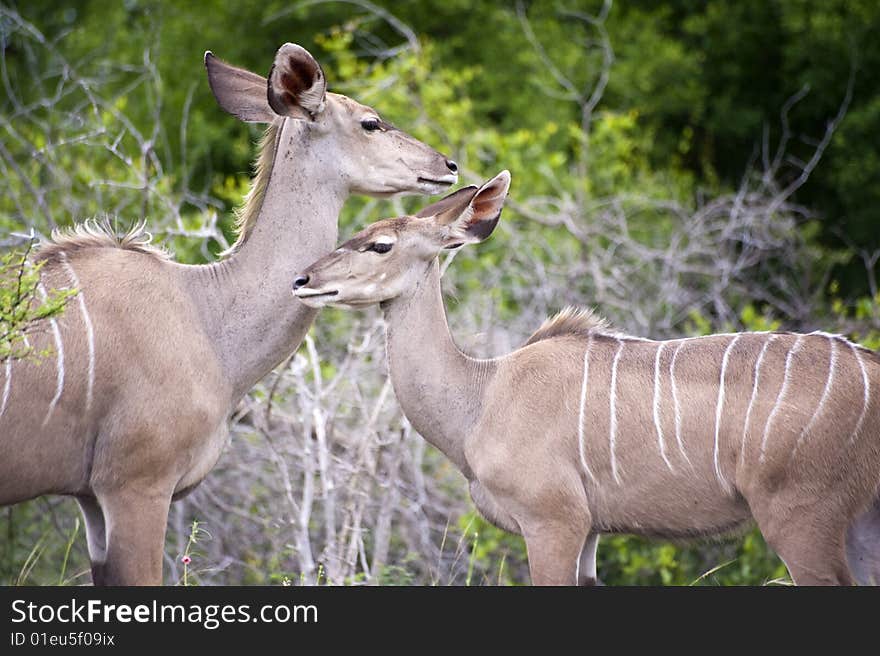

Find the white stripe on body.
xmin=668 ymin=340 xmax=693 ymax=467
xmin=577 ymin=337 xmax=598 ymax=485
xmin=608 ymin=339 xmax=624 ymax=485
xmin=652 ymin=342 xmax=674 ymax=472
xmin=759 ymin=335 xmax=804 ymax=463
xmin=713 ymin=334 xmax=742 ymax=491
xmin=848 ymin=341 xmax=871 ymax=445
xmin=792 ymin=335 xmax=837 ymax=458
xmin=60 ymin=253 xmax=95 ymax=412
xmin=37 ymin=283 xmax=65 ymax=426
xmin=741 ymin=334 xmax=778 ymax=470
xmin=0 ymin=357 xmax=11 ymax=419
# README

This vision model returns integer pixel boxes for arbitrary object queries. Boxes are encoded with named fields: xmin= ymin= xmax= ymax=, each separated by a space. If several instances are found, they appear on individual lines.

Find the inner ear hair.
xmin=267 ymin=43 xmax=326 ymax=120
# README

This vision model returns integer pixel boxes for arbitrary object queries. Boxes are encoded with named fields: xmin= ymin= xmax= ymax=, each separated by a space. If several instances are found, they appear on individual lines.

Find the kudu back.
xmin=0 ymin=43 xmax=457 ymax=585
xmin=293 ymin=172 xmax=880 ymax=585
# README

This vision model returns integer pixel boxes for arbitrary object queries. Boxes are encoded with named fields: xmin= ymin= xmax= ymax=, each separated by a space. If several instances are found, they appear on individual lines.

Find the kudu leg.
xmin=761 ymin=521 xmax=853 ymax=586
xmin=95 ymin=488 xmax=172 ymax=586
xmin=845 ymin=497 xmax=880 ymax=586
xmin=577 ymin=532 xmax=602 ymax=586
xmin=522 ymin=517 xmax=592 ymax=586
xmin=75 ymin=496 xmax=108 ymax=585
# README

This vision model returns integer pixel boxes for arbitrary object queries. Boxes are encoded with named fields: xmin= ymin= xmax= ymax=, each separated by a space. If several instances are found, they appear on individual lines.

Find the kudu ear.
xmin=415 ymin=185 xmax=479 ymax=220
xmin=267 ymin=43 xmax=327 ymax=121
xmin=423 ymin=171 xmax=511 ymax=247
xmin=204 ymin=52 xmax=275 ymax=123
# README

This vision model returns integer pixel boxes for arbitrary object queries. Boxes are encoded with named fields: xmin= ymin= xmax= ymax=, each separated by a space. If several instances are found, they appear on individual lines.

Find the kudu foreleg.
xmin=94 ymin=487 xmax=172 ymax=586
xmin=756 ymin=512 xmax=854 ymax=586
xmin=75 ymin=496 xmax=108 ymax=585
xmin=522 ymin=514 xmax=592 ymax=586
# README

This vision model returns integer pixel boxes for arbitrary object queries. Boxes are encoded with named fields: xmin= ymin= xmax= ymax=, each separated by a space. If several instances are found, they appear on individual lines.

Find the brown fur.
xmin=465 ymin=330 xmax=880 ymax=585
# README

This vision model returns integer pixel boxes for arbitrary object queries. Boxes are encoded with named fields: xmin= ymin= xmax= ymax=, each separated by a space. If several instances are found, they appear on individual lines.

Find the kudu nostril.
xmin=446 ymin=159 xmax=458 ymax=174
xmin=293 ymin=274 xmax=310 ymax=291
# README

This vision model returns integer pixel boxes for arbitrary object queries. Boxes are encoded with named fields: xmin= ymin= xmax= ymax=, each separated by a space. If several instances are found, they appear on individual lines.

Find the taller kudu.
xmin=294 ymin=172 xmax=880 ymax=586
xmin=0 ymin=43 xmax=457 ymax=585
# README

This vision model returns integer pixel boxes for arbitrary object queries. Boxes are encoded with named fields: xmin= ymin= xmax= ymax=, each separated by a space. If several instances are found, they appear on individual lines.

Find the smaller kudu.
xmin=294 ymin=171 xmax=880 ymax=585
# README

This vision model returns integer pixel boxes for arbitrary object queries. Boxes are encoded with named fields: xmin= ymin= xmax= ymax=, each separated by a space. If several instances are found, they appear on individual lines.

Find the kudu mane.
xmin=525 ymin=306 xmax=614 ymax=345
xmin=34 ymin=218 xmax=170 ymax=263
xmin=224 ymin=120 xmax=282 ymax=256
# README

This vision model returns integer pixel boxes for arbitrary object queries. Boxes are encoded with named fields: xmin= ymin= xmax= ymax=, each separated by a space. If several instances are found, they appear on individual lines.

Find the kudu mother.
xmin=294 ymin=172 xmax=880 ymax=586
xmin=0 ymin=43 xmax=457 ymax=585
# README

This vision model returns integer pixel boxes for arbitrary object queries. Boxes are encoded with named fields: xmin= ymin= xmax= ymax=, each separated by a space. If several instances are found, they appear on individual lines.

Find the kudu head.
xmin=293 ymin=171 xmax=511 ymax=307
xmin=205 ymin=43 xmax=458 ymax=196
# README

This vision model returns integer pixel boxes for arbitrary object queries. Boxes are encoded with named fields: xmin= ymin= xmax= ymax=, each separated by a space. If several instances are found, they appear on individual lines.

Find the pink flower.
xmin=181 ymin=555 xmax=192 ymax=565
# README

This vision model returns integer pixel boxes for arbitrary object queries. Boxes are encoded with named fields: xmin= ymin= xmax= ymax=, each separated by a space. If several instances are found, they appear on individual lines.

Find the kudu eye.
xmin=361 ymin=118 xmax=381 ymax=132
xmin=370 ymin=241 xmax=393 ymax=254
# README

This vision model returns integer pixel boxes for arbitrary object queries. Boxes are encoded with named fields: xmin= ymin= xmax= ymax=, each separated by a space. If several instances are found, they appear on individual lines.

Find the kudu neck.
xmin=190 ymin=119 xmax=344 ymax=400
xmin=382 ymin=260 xmax=496 ymax=474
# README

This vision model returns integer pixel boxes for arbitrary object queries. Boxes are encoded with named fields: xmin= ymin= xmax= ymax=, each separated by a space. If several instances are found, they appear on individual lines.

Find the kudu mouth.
xmin=416 ymin=173 xmax=457 ymax=194
xmin=292 ymin=279 xmax=339 ymax=307
xmin=414 ymin=153 xmax=458 ymax=193
xmin=295 ymin=289 xmax=338 ymax=299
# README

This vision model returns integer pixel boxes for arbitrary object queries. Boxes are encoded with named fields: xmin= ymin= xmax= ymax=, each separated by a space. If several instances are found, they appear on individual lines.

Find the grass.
xmin=57 ymin=517 xmax=80 ymax=586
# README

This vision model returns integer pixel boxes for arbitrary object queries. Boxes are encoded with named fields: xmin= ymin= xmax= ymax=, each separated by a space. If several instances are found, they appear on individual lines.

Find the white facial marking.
xmin=37 ymin=282 xmax=65 ymax=427
xmin=608 ymin=339 xmax=624 ymax=485
xmin=793 ymin=335 xmax=837 ymax=457
xmin=848 ymin=341 xmax=870 ymax=445
xmin=669 ymin=340 xmax=692 ymax=467
xmin=713 ymin=334 xmax=741 ymax=492
xmin=60 ymin=254 xmax=95 ymax=412
xmin=759 ymin=335 xmax=804 ymax=463
xmin=742 ymin=334 xmax=778 ymax=469
xmin=577 ymin=337 xmax=598 ymax=485
xmin=652 ymin=341 xmax=674 ymax=472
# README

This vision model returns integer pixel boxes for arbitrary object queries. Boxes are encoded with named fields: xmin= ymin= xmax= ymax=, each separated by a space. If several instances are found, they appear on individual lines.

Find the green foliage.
xmin=0 ymin=243 xmax=75 ymax=362
xmin=828 ymin=280 xmax=880 ymax=350
xmin=177 ymin=520 xmax=211 ymax=587
xmin=2 ymin=500 xmax=91 ymax=586
xmin=454 ymin=511 xmax=528 ymax=586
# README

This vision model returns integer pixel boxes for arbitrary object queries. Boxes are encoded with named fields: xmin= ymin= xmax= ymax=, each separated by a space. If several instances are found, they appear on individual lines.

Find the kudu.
xmin=0 ymin=43 xmax=457 ymax=585
xmin=294 ymin=171 xmax=880 ymax=586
